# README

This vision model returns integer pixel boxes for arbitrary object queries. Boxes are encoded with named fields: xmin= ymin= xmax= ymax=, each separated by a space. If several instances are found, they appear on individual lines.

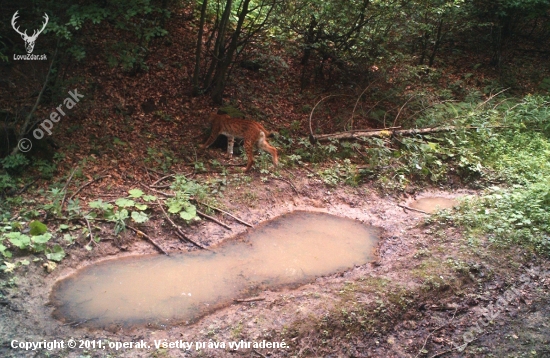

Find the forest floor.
xmin=0 ymin=167 xmax=549 ymax=357
xmin=2 ymin=6 xmax=550 ymax=357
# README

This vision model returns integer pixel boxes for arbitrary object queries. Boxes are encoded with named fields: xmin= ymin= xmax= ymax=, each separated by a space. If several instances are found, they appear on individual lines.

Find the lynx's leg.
xmin=257 ymin=132 xmax=278 ymax=167
xmin=202 ymin=123 xmax=220 ymax=149
xmin=244 ymin=139 xmax=255 ymax=172
xmin=226 ymin=135 xmax=235 ymax=157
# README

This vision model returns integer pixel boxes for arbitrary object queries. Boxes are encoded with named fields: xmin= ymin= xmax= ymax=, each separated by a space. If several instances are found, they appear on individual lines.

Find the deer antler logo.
xmin=11 ymin=11 xmax=49 ymax=54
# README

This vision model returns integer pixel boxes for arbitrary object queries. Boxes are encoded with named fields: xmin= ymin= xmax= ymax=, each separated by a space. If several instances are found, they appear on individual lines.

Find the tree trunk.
xmin=300 ymin=16 xmax=318 ymax=90
xmin=211 ymin=0 xmax=251 ymax=104
xmin=192 ymin=0 xmax=208 ymax=96
xmin=428 ymin=18 xmax=444 ymax=67
xmin=203 ymin=0 xmax=233 ymax=89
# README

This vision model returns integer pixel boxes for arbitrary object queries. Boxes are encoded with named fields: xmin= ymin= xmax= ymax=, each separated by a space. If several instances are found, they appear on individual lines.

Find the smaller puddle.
xmin=409 ymin=197 xmax=458 ymax=214
xmin=51 ymin=211 xmax=379 ymax=327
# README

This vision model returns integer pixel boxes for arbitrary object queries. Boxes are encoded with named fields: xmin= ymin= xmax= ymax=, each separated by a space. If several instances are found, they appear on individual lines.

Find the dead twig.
xmin=393 ymin=94 xmax=417 ymax=127
xmin=60 ymin=166 xmax=78 ymax=210
xmin=197 ymin=210 xmax=232 ymax=230
xmin=157 ymin=200 xmax=209 ymax=250
xmin=234 ymin=297 xmax=265 ymax=303
xmin=252 ymin=349 xmax=267 ymax=358
xmin=349 ymin=81 xmax=378 ymax=130
xmin=195 ymin=201 xmax=253 ymax=227
xmin=69 ymin=175 xmax=108 ymax=202
xmin=16 ymin=178 xmax=39 ymax=195
xmin=142 ymin=166 xmax=168 ymax=177
xmin=429 ymin=335 xmax=482 ymax=358
xmin=80 ymin=218 xmax=95 ymax=248
xmin=151 ymin=174 xmax=174 ymax=186
xmin=398 ymin=204 xmax=429 ymax=215
xmin=139 ymin=182 xmax=175 ymax=197
xmin=271 ymin=176 xmax=299 ymax=194
xmin=308 ymin=94 xmax=353 ymax=142
xmin=477 ymin=87 xmax=510 ymax=109
xmin=415 ymin=308 xmax=458 ymax=358
xmin=127 ymin=225 xmax=169 ymax=255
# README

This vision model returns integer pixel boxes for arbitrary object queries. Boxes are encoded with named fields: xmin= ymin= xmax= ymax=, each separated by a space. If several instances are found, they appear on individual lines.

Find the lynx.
xmin=202 ymin=113 xmax=278 ymax=172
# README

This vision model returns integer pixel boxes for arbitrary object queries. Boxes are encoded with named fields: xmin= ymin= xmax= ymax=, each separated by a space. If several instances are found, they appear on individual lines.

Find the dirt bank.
xmin=0 ymin=172 xmax=548 ymax=357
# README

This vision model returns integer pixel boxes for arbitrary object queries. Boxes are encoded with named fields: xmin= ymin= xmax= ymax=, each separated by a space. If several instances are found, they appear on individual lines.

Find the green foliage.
xmin=166 ymin=175 xmax=204 ymax=222
xmin=0 ymin=219 xmax=64 ymax=270
xmin=34 ymin=159 xmax=57 ymax=179
xmin=295 ymin=138 xmax=338 ymax=163
xmin=319 ymin=159 xmax=360 ymax=187
xmin=88 ymin=189 xmax=154 ymax=235
xmin=42 ymin=187 xmax=64 ymax=216
xmin=0 ymin=173 xmax=16 ymax=194
xmin=437 ymin=183 xmax=550 ymax=255
xmin=45 ymin=245 xmax=66 ymax=262
xmin=46 ymin=0 xmax=170 ymax=66
xmin=29 ymin=220 xmax=48 ymax=236
xmin=1 ymin=154 xmax=30 ymax=175
xmin=424 ymin=95 xmax=550 ymax=256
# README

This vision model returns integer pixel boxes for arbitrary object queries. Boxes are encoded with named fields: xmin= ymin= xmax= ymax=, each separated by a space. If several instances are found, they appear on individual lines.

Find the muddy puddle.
xmin=51 ymin=211 xmax=379 ymax=328
xmin=409 ymin=197 xmax=458 ymax=213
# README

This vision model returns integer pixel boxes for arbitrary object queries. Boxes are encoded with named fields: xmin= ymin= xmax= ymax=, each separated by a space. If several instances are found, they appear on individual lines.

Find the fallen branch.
xmin=197 ymin=210 xmax=232 ymax=230
xmin=195 ymin=201 xmax=253 ymax=227
xmin=234 ymin=297 xmax=266 ymax=303
xmin=314 ymin=125 xmax=505 ymax=142
xmin=157 ymin=200 xmax=208 ymax=250
xmin=69 ymin=175 xmax=108 ymax=202
xmin=398 ymin=204 xmax=429 ymax=215
xmin=127 ymin=225 xmax=169 ymax=255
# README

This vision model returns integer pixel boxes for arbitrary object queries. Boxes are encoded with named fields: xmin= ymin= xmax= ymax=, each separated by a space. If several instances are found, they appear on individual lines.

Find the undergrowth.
xmin=428 ymin=95 xmax=550 ymax=256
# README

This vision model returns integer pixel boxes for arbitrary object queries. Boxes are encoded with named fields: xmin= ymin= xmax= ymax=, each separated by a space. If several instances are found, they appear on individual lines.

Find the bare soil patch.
xmin=0 ymin=172 xmax=548 ymax=358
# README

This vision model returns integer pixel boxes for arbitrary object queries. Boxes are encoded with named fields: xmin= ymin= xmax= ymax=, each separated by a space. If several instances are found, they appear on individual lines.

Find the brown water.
xmin=51 ymin=211 xmax=379 ymax=327
xmin=409 ymin=197 xmax=458 ymax=213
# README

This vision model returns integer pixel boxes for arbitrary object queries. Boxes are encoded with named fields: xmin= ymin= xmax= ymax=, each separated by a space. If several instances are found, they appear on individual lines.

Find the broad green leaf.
xmin=142 ymin=195 xmax=157 ymax=202
xmin=131 ymin=211 xmax=149 ymax=223
xmin=32 ymin=233 xmax=52 ymax=244
xmin=179 ymin=205 xmax=197 ymax=221
xmin=29 ymin=220 xmax=48 ymax=236
xmin=115 ymin=198 xmax=135 ymax=207
xmin=1 ymin=246 xmax=12 ymax=258
xmin=7 ymin=233 xmax=31 ymax=249
xmin=134 ymin=203 xmax=148 ymax=211
xmin=63 ymin=233 xmax=76 ymax=244
xmin=128 ymin=189 xmax=144 ymax=198
xmin=59 ymin=224 xmax=69 ymax=231
xmin=46 ymin=245 xmax=66 ymax=262
xmin=0 ymin=244 xmax=7 ymax=255
xmin=114 ymin=209 xmax=129 ymax=220
xmin=167 ymin=202 xmax=183 ymax=214
xmin=89 ymin=199 xmax=114 ymax=211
